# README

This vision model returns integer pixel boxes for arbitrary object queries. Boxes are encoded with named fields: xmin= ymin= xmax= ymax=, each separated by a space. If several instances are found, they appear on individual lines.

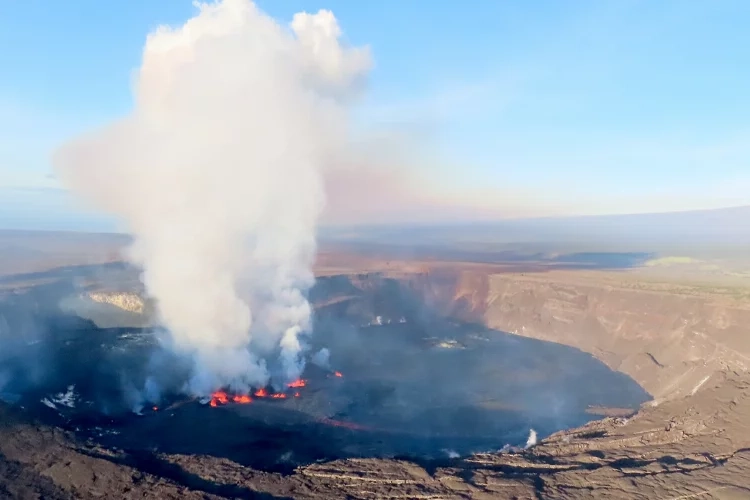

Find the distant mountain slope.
xmin=0 ymin=230 xmax=129 ymax=276
xmin=321 ymin=205 xmax=750 ymax=250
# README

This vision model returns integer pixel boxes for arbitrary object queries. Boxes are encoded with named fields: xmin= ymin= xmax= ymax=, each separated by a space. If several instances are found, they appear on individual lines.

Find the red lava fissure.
xmin=207 ymin=373 xmax=341 ymax=408
xmin=202 ymin=372 xmax=373 ymax=431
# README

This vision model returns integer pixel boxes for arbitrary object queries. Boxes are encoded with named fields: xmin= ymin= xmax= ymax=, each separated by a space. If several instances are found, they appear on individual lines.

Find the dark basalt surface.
xmin=2 ymin=298 xmax=648 ymax=475
xmin=2 ymin=264 xmax=746 ymax=499
xmin=0 ymin=267 xmax=656 ymax=498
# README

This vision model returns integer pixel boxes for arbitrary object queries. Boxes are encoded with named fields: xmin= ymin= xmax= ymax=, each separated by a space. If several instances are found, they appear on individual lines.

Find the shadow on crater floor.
xmin=2 ymin=314 xmax=650 ymax=475
xmin=0 ymin=264 xmax=651 ymax=477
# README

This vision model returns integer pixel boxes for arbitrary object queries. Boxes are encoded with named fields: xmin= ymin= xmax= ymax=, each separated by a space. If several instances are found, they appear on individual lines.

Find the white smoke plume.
xmin=524 ymin=428 xmax=538 ymax=449
xmin=53 ymin=0 xmax=371 ymax=396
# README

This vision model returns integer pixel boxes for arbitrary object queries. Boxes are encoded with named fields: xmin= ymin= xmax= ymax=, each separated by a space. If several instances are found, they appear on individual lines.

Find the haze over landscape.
xmin=0 ymin=1 xmax=749 ymax=499
xmin=1 ymin=0 xmax=750 ymax=229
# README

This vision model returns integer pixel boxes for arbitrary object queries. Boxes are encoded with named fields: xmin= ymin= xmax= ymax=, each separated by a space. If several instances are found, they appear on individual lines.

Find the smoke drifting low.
xmin=54 ymin=0 xmax=371 ymax=395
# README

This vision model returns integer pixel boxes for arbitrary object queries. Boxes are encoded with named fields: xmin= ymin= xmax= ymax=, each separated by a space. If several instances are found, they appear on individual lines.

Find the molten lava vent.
xmin=207 ymin=377 xmax=313 ymax=407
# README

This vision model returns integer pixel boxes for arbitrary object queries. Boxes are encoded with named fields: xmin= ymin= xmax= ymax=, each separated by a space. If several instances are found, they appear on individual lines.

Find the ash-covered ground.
xmin=0 ymin=264 xmax=650 ymax=475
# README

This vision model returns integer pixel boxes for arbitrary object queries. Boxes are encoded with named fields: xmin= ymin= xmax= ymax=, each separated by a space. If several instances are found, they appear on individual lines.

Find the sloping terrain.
xmin=1 ymin=259 xmax=749 ymax=498
xmin=311 ymin=266 xmax=750 ymax=403
xmin=481 ymin=271 xmax=750 ymax=402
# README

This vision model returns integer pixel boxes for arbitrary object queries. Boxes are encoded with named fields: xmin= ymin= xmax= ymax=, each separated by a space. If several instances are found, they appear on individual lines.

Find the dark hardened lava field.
xmin=0 ymin=270 xmax=651 ymax=473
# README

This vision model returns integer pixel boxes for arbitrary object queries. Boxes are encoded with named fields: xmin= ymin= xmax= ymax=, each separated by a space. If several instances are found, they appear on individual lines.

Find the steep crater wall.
xmin=73 ymin=267 xmax=750 ymax=403
xmin=311 ymin=269 xmax=750 ymax=402
xmin=482 ymin=272 xmax=750 ymax=402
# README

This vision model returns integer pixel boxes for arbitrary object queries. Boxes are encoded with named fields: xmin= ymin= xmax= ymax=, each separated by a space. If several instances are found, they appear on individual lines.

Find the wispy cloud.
xmin=358 ymin=70 xmax=526 ymax=126
xmin=0 ymin=168 xmax=61 ymax=190
xmin=0 ymin=93 xmax=106 ymax=191
xmin=487 ymin=130 xmax=750 ymax=215
xmin=0 ymin=96 xmax=115 ymax=229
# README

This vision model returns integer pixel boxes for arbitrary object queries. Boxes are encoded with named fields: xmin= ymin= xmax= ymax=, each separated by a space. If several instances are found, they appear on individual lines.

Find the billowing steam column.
xmin=53 ymin=0 xmax=371 ymax=396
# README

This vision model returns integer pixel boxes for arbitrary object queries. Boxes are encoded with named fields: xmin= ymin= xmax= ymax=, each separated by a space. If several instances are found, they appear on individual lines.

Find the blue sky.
xmin=1 ymin=0 xmax=749 ymax=230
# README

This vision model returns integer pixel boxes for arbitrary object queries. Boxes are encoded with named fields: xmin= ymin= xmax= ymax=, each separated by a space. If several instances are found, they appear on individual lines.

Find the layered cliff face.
xmin=481 ymin=272 xmax=750 ymax=401
xmin=87 ymin=291 xmax=145 ymax=314
xmin=57 ymin=290 xmax=151 ymax=329
xmin=313 ymin=268 xmax=750 ymax=402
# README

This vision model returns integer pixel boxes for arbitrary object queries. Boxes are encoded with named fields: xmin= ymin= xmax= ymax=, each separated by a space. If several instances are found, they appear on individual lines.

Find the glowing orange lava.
xmin=208 ymin=381 xmax=306 ymax=408
xmin=152 ymin=406 xmax=159 ymax=411
xmin=209 ymin=390 xmax=230 ymax=407
xmin=287 ymin=379 xmax=306 ymax=388
xmin=334 ymin=371 xmax=343 ymax=378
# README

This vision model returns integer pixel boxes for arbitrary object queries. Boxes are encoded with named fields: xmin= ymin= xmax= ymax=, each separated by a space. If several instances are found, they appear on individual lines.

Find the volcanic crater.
xmin=0 ymin=265 xmax=650 ymax=475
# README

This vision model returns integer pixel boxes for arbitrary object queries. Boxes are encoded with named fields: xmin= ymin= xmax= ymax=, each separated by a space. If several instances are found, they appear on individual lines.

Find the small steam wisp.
xmin=525 ymin=428 xmax=538 ymax=449
xmin=54 ymin=0 xmax=371 ymax=396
